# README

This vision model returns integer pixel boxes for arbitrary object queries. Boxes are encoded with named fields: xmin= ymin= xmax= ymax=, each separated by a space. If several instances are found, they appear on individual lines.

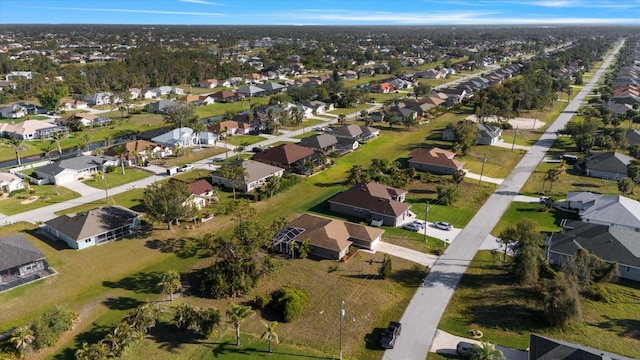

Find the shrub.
xmin=254 ymin=293 xmax=271 ymax=309
xmin=267 ymin=286 xmax=309 ymax=322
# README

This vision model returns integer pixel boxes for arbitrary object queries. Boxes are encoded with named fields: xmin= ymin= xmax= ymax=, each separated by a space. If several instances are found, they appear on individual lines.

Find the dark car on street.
xmin=380 ymin=321 xmax=402 ymax=349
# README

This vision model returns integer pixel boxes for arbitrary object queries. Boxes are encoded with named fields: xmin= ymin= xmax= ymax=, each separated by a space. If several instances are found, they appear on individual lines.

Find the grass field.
xmin=161 ymin=147 xmax=227 ymax=168
xmin=438 ymin=251 xmax=640 ymax=357
xmin=490 ymin=201 xmax=575 ymax=237
xmin=0 ymin=185 xmax=80 ymax=215
xmin=194 ymin=98 xmax=270 ymax=119
xmin=81 ymin=168 xmax=152 ymax=189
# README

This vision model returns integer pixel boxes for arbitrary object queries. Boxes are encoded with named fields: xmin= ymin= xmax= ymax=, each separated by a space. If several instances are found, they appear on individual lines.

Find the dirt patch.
xmin=20 ymin=195 xmax=40 ymax=204
xmin=465 ymin=114 xmax=546 ymax=129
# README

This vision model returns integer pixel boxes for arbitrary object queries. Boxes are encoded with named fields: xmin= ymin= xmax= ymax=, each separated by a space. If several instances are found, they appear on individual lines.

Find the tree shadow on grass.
xmin=148 ymin=320 xmax=203 ymax=353
xmin=389 ymin=265 xmax=427 ymax=287
xmin=590 ymin=316 xmax=640 ymax=340
xmin=103 ymin=271 xmax=161 ymax=294
xmin=144 ymin=237 xmax=199 ymax=258
xmin=466 ymin=302 xmax=546 ymax=333
xmin=102 ymin=296 xmax=145 ymax=311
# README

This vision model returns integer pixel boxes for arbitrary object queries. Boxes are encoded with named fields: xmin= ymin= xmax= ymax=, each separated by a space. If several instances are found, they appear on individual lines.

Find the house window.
xmin=85 ymin=239 xmax=90 ymax=243
xmin=627 ymin=267 xmax=631 ymax=272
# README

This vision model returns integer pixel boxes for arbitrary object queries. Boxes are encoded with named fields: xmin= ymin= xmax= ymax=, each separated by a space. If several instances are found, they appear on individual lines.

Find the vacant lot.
xmin=438 ymin=251 xmax=640 ymax=357
xmin=0 ymin=185 xmax=79 ymax=215
xmin=82 ymin=168 xmax=152 ymax=189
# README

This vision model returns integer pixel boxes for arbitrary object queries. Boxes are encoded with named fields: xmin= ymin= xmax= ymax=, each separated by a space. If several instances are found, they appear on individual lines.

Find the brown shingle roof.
xmin=409 ymin=147 xmax=464 ymax=169
xmin=44 ymin=206 xmax=139 ymax=242
xmin=329 ymin=182 xmax=410 ymax=217
xmin=253 ymin=143 xmax=314 ymax=165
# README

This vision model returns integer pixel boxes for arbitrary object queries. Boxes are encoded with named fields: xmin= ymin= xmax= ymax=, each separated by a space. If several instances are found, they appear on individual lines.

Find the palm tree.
xmin=260 ymin=320 xmax=279 ymax=354
xmin=114 ymin=145 xmax=128 ymax=174
xmin=452 ymin=169 xmax=466 ymax=185
xmin=40 ymin=141 xmax=55 ymax=163
xmin=159 ymin=270 xmax=181 ymax=301
xmin=218 ymin=164 xmax=248 ymax=201
xmin=192 ymin=122 xmax=206 ymax=149
xmin=471 ymin=342 xmax=505 ymax=360
xmin=262 ymin=176 xmax=282 ymax=198
xmin=338 ymin=114 xmax=347 ymax=125
xmin=7 ymin=135 xmax=26 ymax=166
xmin=50 ymin=132 xmax=64 ymax=154
xmin=173 ymin=303 xmax=198 ymax=331
xmin=226 ymin=303 xmax=255 ymax=346
xmin=545 ymin=168 xmax=562 ymax=192
xmin=239 ymin=141 xmax=250 ymax=156
xmin=9 ymin=325 xmax=35 ymax=358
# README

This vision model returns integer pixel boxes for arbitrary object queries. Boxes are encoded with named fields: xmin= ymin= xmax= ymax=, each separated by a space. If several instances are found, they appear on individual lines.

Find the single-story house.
xmin=59 ymin=98 xmax=89 ymax=111
xmin=208 ymin=120 xmax=254 ymax=135
xmin=0 ymin=172 xmax=25 ymax=194
xmin=210 ymin=159 xmax=285 ymax=192
xmin=0 ymin=234 xmax=50 ymax=290
xmin=328 ymin=182 xmax=411 ymax=227
xmin=476 ymin=123 xmax=502 ymax=145
xmin=302 ymin=100 xmax=333 ymax=115
xmin=253 ymin=143 xmax=317 ymax=174
xmin=211 ymin=90 xmax=237 ymax=102
xmin=151 ymin=127 xmax=197 ymax=148
xmin=272 ymin=213 xmax=384 ymax=260
xmin=197 ymin=79 xmax=219 ymax=88
xmin=236 ymin=85 xmax=266 ymax=97
xmin=149 ymin=86 xmax=184 ymax=97
xmin=298 ymin=133 xmax=338 ymax=153
xmin=546 ymin=219 xmax=640 ymax=282
xmin=82 ymin=92 xmax=113 ymax=106
xmin=44 ymin=206 xmax=140 ymax=250
xmin=0 ymin=120 xmax=68 ymax=140
xmin=103 ymin=140 xmax=172 ymax=166
xmin=34 ymin=155 xmax=109 ymax=185
xmin=331 ymin=124 xmax=380 ymax=143
xmin=583 ymin=152 xmax=633 ymax=180
xmin=58 ymin=112 xmax=112 ymax=127
xmin=529 ymin=333 xmax=636 ymax=360
xmin=147 ymin=99 xmax=176 ymax=113
xmin=563 ymin=191 xmax=640 ymax=232
xmin=626 ymin=129 xmax=640 ymax=146
xmin=0 ymin=103 xmax=28 ymax=118
xmin=408 ymin=147 xmax=464 ymax=175
xmin=169 ymin=178 xmax=216 ymax=209
xmin=257 ymin=82 xmax=286 ymax=94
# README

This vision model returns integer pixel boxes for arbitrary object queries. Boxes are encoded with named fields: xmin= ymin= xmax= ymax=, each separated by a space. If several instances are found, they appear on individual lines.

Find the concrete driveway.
xmin=373 ymin=241 xmax=439 ymax=267
xmin=431 ymin=330 xmax=528 ymax=360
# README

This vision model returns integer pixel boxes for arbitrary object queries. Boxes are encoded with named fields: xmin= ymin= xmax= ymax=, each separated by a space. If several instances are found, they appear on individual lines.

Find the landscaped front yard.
xmin=438 ymin=251 xmax=640 ymax=358
xmin=82 ymin=168 xmax=153 ymax=189
xmin=0 ymin=185 xmax=80 ymax=215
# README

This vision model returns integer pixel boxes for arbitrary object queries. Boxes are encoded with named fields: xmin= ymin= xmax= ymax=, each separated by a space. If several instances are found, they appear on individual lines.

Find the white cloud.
xmin=178 ymin=0 xmax=227 ymax=6
xmin=528 ymin=1 xmax=575 ymax=7
xmin=42 ymin=6 xmax=224 ymax=17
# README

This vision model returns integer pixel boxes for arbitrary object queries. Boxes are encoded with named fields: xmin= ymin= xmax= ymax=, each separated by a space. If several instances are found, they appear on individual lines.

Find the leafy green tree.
xmin=226 ymin=303 xmax=255 ymax=346
xmin=262 ymin=175 xmax=282 ymax=198
xmin=379 ymin=254 xmax=392 ymax=279
xmin=267 ymin=286 xmax=309 ymax=322
xmin=159 ymin=270 xmax=181 ymax=301
xmin=162 ymin=103 xmax=199 ymax=129
xmin=217 ymin=163 xmax=248 ymax=201
xmin=628 ymin=160 xmax=640 ymax=182
xmin=452 ymin=169 xmax=466 ymax=185
xmin=260 ymin=321 xmax=280 ymax=354
xmin=618 ymin=177 xmax=634 ymax=194
xmin=506 ymin=219 xmax=543 ymax=286
xmin=452 ymin=120 xmax=479 ymax=155
xmin=347 ymin=165 xmax=369 ymax=185
xmin=436 ymin=184 xmax=460 ymax=205
xmin=143 ymin=180 xmax=194 ymax=230
xmin=36 ymin=85 xmax=68 ymax=112
xmin=298 ymin=239 xmax=312 ymax=259
xmin=541 ymin=272 xmax=582 ymax=327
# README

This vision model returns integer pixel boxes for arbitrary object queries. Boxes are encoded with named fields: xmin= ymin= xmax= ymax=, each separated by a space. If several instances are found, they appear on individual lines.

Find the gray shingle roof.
xmin=529 ymin=333 xmax=636 ymax=360
xmin=585 ymin=152 xmax=632 ymax=174
xmin=45 ymin=206 xmax=139 ymax=242
xmin=298 ymin=133 xmax=338 ymax=150
xmin=0 ymin=234 xmax=45 ymax=272
xmin=36 ymin=155 xmax=107 ymax=176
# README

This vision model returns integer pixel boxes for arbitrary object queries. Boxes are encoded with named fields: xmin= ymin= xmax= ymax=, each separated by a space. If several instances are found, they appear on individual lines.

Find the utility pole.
xmin=479 ymin=154 xmax=487 ymax=184
xmin=511 ymin=126 xmax=518 ymax=151
xmin=339 ymin=300 xmax=345 ymax=360
xmin=101 ymin=172 xmax=109 ymax=205
xmin=424 ymin=200 xmax=430 ymax=243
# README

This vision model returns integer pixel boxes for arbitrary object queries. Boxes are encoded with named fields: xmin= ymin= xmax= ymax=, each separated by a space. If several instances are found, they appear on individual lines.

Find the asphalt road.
xmin=383 ymin=40 xmax=624 ymax=360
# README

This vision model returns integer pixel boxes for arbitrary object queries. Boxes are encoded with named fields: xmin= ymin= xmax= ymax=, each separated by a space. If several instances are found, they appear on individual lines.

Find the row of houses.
xmin=607 ymin=47 xmax=640 ymax=115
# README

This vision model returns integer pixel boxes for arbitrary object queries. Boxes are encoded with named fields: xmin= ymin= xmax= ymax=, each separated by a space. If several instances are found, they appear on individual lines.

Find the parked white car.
xmin=402 ymin=223 xmax=421 ymax=232
xmin=434 ymin=221 xmax=453 ymax=231
xmin=179 ymin=164 xmax=194 ymax=172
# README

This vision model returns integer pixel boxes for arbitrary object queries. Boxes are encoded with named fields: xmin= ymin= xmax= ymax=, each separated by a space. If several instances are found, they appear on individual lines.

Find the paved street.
xmin=383 ymin=40 xmax=624 ymax=360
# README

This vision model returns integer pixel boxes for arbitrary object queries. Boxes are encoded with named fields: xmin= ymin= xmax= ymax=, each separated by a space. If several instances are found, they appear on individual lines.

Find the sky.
xmin=1 ymin=0 xmax=640 ymax=25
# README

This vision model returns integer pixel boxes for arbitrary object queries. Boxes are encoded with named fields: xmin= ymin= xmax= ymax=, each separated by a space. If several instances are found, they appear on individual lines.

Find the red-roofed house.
xmin=328 ymin=182 xmax=410 ymax=226
xmin=408 ymin=147 xmax=464 ymax=175
xmin=370 ymin=82 xmax=395 ymax=94
xmin=169 ymin=178 xmax=216 ymax=209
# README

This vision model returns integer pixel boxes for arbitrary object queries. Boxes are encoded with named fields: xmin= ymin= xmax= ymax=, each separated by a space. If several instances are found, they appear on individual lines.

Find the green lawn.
xmin=0 ymin=185 xmax=80 ymax=215
xmin=194 ymin=98 xmax=270 ymax=119
xmin=438 ymin=251 xmax=640 ymax=357
xmin=458 ymin=147 xmax=526 ymax=179
xmin=54 ymin=188 xmax=146 ymax=216
xmin=224 ymin=135 xmax=267 ymax=146
xmin=490 ymin=201 xmax=575 ymax=237
xmin=161 ymin=147 xmax=227 ymax=168
xmin=328 ymin=104 xmax=372 ymax=116
xmin=81 ymin=168 xmax=152 ymax=189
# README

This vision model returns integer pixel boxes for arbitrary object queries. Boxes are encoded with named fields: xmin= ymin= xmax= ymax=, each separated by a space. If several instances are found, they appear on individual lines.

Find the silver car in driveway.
xmin=434 ymin=221 xmax=453 ymax=231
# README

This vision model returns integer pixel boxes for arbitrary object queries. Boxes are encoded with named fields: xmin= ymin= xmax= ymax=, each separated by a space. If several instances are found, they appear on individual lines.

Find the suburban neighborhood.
xmin=0 ymin=14 xmax=639 ymax=360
